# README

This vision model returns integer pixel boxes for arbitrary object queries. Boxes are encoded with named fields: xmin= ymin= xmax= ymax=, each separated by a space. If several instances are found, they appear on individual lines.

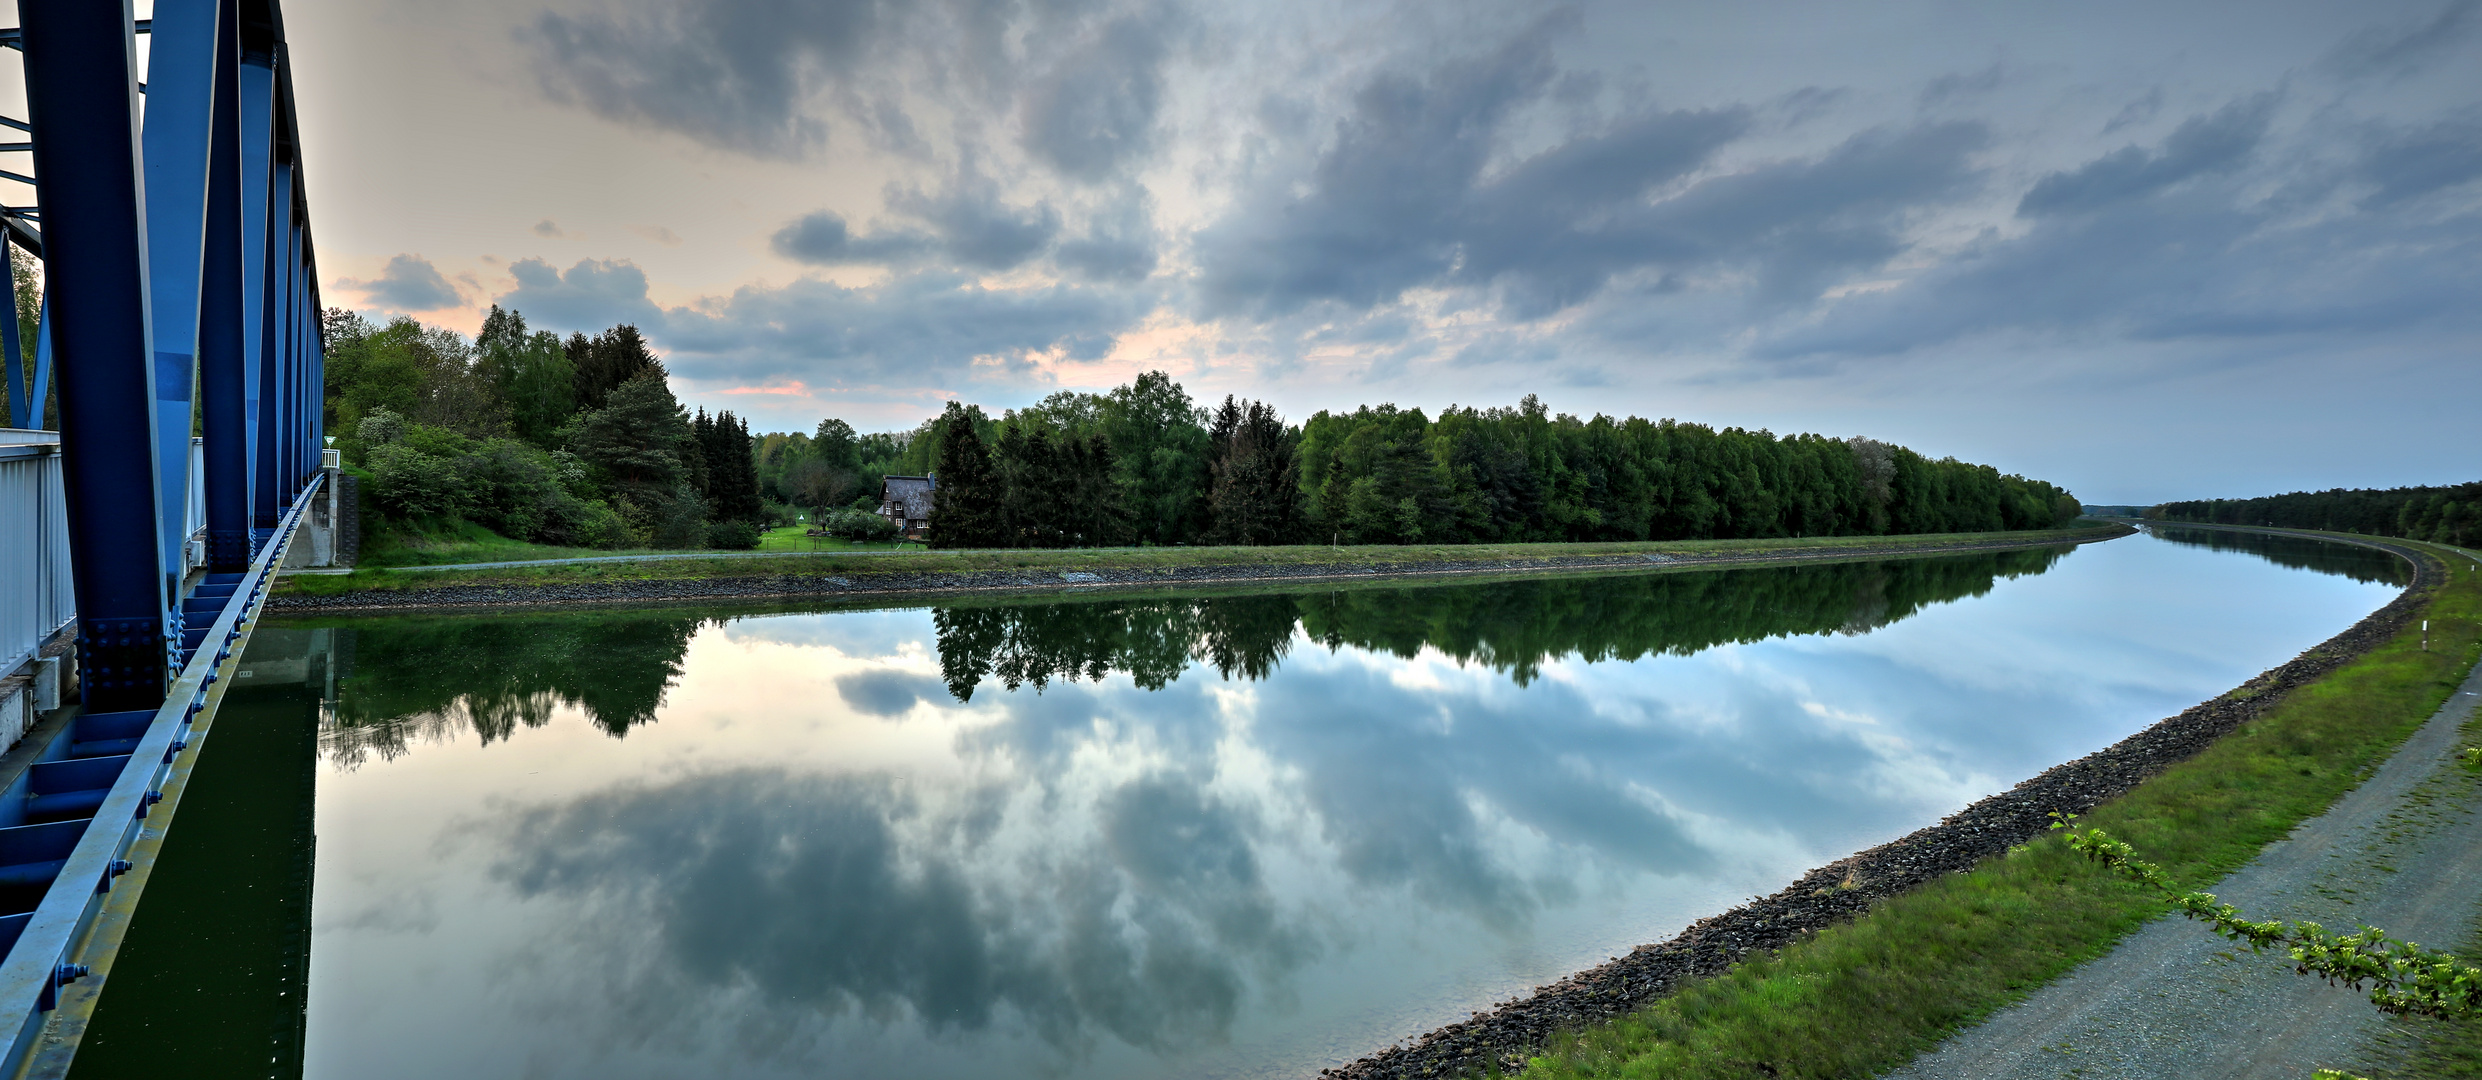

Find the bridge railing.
xmin=0 ymin=429 xmax=70 ymax=690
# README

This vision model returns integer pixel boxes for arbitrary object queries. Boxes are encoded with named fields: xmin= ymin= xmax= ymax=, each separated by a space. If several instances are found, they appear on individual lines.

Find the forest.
xmin=901 ymin=382 xmax=2081 ymax=549
xmin=325 ymin=307 xmax=2080 ymax=552
xmin=323 ymin=306 xmax=766 ymax=549
xmin=2150 ymin=482 xmax=2482 ymax=548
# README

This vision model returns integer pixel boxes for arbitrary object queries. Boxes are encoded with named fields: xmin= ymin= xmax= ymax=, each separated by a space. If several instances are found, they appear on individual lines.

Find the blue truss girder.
xmin=20 ymin=0 xmax=176 ymax=711
xmin=0 ymin=0 xmax=329 ymax=1071
xmin=143 ymin=0 xmax=223 ymax=608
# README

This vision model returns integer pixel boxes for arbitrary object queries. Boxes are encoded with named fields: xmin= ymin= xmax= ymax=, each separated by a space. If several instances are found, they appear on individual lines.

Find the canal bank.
xmin=268 ymin=524 xmax=2132 ymax=613
xmin=1473 ymin=528 xmax=2478 ymax=1080
xmin=75 ymin=524 xmax=2412 ymax=1080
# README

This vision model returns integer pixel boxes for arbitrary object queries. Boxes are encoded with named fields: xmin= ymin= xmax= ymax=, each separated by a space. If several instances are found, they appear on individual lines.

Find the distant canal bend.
xmin=70 ymin=529 xmax=2410 ymax=1080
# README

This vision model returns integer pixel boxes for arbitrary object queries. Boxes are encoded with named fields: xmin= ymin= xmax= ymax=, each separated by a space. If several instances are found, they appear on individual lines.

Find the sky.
xmin=262 ymin=0 xmax=2480 ymax=502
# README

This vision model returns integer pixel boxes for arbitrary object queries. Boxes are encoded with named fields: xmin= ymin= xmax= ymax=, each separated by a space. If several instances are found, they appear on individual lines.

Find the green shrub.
xmin=706 ymin=519 xmax=762 ymax=550
xmin=366 ymin=442 xmax=469 ymax=520
xmin=823 ymin=508 xmax=898 ymax=542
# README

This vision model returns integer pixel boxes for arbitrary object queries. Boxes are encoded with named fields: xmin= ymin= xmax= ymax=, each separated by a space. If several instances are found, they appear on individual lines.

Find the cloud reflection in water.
xmin=302 ymin=535 xmax=2406 ymax=1077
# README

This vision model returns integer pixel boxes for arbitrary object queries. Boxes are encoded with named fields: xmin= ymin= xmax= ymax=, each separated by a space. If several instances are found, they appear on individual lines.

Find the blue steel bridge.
xmin=0 ymin=1 xmax=334 ymax=1073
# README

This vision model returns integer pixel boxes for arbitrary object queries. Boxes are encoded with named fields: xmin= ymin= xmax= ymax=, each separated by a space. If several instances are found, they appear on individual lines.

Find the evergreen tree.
xmin=1205 ymin=396 xmax=1306 ymax=545
xmin=706 ymin=411 xmax=764 ymax=523
xmin=571 ymin=373 xmax=691 ymax=503
xmin=568 ymin=325 xmax=664 ymax=413
xmin=928 ymin=403 xmax=1005 ymax=548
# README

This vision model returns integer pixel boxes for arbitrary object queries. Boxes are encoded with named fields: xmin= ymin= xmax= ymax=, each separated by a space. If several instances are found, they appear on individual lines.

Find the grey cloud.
xmin=768 ymin=211 xmax=934 ymax=265
xmin=886 ymin=172 xmax=1061 ymax=270
xmin=532 ymin=218 xmax=565 ymax=238
xmin=2102 ymin=88 xmax=2164 ymax=134
xmin=494 ymin=257 xmax=666 ymax=336
xmin=836 ymin=669 xmax=946 ymax=716
xmin=1054 ymin=187 xmax=1160 ymax=281
xmin=772 ymin=168 xmax=1061 ymax=271
xmin=340 ymin=254 xmax=462 ymax=312
xmin=1196 ymin=19 xmax=1569 ymax=316
xmin=1197 ymin=19 xmax=1983 ymax=323
xmin=491 ymin=254 xmax=1147 ymax=390
xmin=522 ymin=0 xmax=887 ymax=157
xmin=658 ymin=270 xmax=1148 ymax=386
xmin=2325 ymin=0 xmax=2479 ymax=79
xmin=2017 ymin=94 xmax=2274 ymax=217
xmin=490 ymin=768 xmax=1316 ymax=1056
xmin=2358 ymin=119 xmax=2482 ymax=206
xmin=1019 ymin=13 xmax=1176 ymax=181
xmin=1763 ymin=101 xmax=2482 ymax=359
xmin=1919 ymin=63 xmax=2003 ymax=108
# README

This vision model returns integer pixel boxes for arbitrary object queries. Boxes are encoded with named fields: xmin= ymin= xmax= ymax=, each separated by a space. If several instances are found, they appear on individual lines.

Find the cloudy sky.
xmin=270 ymin=0 xmax=2479 ymax=504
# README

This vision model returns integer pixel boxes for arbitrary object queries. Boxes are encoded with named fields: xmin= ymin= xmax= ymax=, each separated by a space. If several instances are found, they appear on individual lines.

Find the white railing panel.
xmin=0 ymin=429 xmax=70 ymax=679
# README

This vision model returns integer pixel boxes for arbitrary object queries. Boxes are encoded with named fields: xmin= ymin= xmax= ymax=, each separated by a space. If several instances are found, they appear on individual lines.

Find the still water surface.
xmin=276 ymin=530 xmax=2401 ymax=1079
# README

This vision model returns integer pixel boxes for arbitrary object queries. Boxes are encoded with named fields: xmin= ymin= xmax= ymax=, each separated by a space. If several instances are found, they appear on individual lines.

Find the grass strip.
xmin=356 ymin=522 xmax=910 ymax=567
xmin=277 ymin=524 xmax=2123 ymax=598
xmin=1512 ymin=540 xmax=2482 ymax=1080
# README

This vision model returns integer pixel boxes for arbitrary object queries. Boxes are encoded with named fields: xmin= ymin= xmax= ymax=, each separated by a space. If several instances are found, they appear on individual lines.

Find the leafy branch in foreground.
xmin=2051 ymin=812 xmax=2482 ymax=1021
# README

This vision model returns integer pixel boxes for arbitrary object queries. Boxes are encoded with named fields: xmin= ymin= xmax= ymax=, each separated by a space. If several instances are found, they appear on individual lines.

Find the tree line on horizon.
xmin=324 ymin=308 xmax=2078 ymax=553
xmin=768 ymin=371 xmax=2081 ymax=549
xmin=2150 ymin=481 xmax=2482 ymax=548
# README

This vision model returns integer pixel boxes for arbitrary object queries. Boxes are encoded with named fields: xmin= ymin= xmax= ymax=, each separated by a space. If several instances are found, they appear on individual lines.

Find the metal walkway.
xmin=0 ymin=2 xmax=329 ymax=1074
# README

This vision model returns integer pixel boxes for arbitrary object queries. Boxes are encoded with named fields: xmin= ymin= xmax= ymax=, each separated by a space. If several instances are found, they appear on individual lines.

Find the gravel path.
xmin=1889 ymin=651 xmax=2482 ymax=1080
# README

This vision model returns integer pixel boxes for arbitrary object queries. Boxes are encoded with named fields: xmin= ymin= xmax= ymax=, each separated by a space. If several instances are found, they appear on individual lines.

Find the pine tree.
xmin=710 ymin=411 xmax=764 ymax=523
xmin=929 ymin=403 xmax=1004 ymax=548
xmin=569 ymin=325 xmax=665 ymax=413
xmin=570 ymin=372 xmax=690 ymax=502
xmin=1206 ymin=396 xmax=1305 ymax=545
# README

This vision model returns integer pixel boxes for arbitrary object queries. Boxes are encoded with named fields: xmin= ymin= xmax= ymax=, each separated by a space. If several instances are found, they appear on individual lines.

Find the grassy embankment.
xmin=1506 ymin=536 xmax=2482 ymax=1080
xmin=357 ymin=521 xmax=911 ymax=567
xmin=279 ymin=522 xmax=2125 ymax=598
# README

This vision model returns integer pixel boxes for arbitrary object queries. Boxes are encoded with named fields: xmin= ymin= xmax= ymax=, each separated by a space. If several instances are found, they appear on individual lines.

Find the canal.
xmin=68 ymin=528 xmax=2408 ymax=1079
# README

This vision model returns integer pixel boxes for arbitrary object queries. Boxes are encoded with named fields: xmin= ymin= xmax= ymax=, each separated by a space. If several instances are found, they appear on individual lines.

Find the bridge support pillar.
xmin=20 ymin=0 xmax=176 ymax=711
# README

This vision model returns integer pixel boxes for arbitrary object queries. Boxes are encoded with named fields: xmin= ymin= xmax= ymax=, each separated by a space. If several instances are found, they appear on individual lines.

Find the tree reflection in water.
xmin=2145 ymin=524 xmax=2410 ymax=585
xmin=933 ymin=545 xmax=2072 ymax=699
xmin=320 ymin=613 xmax=709 ymax=766
xmin=315 ymin=548 xmax=2076 ymax=765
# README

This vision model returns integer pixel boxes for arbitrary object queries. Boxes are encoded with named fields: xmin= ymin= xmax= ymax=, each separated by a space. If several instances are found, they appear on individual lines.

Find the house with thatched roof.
xmin=879 ymin=475 xmax=936 ymax=540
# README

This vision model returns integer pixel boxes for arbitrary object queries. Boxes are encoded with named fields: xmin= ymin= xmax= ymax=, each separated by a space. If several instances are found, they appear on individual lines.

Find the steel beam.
xmin=142 ymin=0 xmax=224 ymax=590
xmin=255 ymin=175 xmax=291 ymax=512
xmin=293 ymin=224 xmax=311 ymax=481
xmin=199 ymin=1 xmax=252 ymax=571
xmin=25 ymin=295 xmax=49 ymax=427
xmin=19 ymin=0 xmax=174 ymax=711
xmin=1 ymin=238 xmax=22 ymax=429
xmin=237 ymin=55 xmax=272 ymax=548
